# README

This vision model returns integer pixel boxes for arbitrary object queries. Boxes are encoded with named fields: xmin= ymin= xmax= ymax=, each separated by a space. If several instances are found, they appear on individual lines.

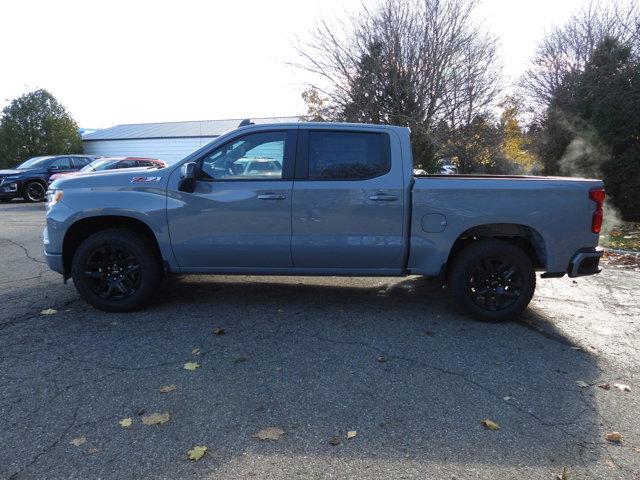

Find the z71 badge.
xmin=131 ymin=176 xmax=162 ymax=183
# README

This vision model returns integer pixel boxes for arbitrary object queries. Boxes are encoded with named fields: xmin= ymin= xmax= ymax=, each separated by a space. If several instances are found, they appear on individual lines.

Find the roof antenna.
xmin=238 ymin=118 xmax=254 ymax=127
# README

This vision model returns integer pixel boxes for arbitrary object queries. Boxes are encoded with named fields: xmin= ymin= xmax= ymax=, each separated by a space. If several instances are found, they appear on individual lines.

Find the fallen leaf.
xmin=119 ymin=418 xmax=133 ymax=428
xmin=481 ymin=419 xmax=500 ymax=431
xmin=41 ymin=308 xmax=57 ymax=315
xmin=187 ymin=445 xmax=207 ymax=461
xmin=605 ymin=431 xmax=623 ymax=443
xmin=328 ymin=436 xmax=341 ymax=446
xmin=613 ymin=383 xmax=631 ymax=392
xmin=159 ymin=384 xmax=176 ymax=393
xmin=212 ymin=327 xmax=225 ymax=336
xmin=70 ymin=436 xmax=86 ymax=446
xmin=376 ymin=355 xmax=387 ymax=363
xmin=87 ymin=447 xmax=100 ymax=454
xmin=141 ymin=412 xmax=170 ymax=426
xmin=598 ymin=383 xmax=611 ymax=390
xmin=347 ymin=430 xmax=358 ymax=439
xmin=604 ymin=459 xmax=616 ymax=468
xmin=183 ymin=362 xmax=200 ymax=371
xmin=252 ymin=426 xmax=285 ymax=441
xmin=633 ymin=447 xmax=640 ymax=453
xmin=556 ymin=466 xmax=569 ymax=480
xmin=503 ymin=396 xmax=513 ymax=401
xmin=191 ymin=347 xmax=201 ymax=356
xmin=570 ymin=346 xmax=581 ymax=351
xmin=575 ymin=380 xmax=590 ymax=388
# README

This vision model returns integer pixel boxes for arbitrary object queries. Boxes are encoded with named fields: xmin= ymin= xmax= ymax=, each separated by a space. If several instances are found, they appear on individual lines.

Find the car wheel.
xmin=449 ymin=239 xmax=536 ymax=322
xmin=71 ymin=229 xmax=163 ymax=312
xmin=23 ymin=181 xmax=46 ymax=202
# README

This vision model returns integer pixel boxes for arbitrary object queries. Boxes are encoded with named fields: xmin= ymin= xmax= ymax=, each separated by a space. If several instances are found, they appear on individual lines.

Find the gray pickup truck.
xmin=44 ymin=122 xmax=605 ymax=321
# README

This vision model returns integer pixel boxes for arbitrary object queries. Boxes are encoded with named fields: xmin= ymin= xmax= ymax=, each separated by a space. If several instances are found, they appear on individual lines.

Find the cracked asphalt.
xmin=1 ymin=200 xmax=639 ymax=480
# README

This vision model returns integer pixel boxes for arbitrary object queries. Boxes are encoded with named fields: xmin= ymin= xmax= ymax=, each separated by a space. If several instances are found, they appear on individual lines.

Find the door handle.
xmin=369 ymin=194 xmax=398 ymax=202
xmin=258 ymin=193 xmax=286 ymax=200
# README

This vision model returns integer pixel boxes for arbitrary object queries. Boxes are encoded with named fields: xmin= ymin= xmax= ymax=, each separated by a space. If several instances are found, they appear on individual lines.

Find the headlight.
xmin=46 ymin=189 xmax=64 ymax=207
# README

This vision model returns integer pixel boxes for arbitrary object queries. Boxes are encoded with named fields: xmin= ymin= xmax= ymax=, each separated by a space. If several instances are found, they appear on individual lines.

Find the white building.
xmin=81 ymin=116 xmax=299 ymax=163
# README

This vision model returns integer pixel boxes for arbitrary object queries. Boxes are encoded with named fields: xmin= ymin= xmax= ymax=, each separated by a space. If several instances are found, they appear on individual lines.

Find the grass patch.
xmin=601 ymin=222 xmax=640 ymax=251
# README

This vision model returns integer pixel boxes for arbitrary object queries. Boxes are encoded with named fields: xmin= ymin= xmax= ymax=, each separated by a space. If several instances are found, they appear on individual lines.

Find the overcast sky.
xmin=0 ymin=0 xmax=597 ymax=128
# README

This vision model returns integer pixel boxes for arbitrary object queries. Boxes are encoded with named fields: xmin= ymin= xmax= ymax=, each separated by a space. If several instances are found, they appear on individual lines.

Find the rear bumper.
xmin=568 ymin=247 xmax=603 ymax=278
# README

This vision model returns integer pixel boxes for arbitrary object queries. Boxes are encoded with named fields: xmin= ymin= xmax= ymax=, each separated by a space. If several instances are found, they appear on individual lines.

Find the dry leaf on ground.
xmin=481 ymin=419 xmax=500 ymax=431
xmin=41 ymin=308 xmax=57 ymax=315
xmin=598 ymin=383 xmax=611 ymax=390
xmin=614 ymin=383 xmax=631 ymax=392
xmin=141 ymin=412 xmax=170 ymax=426
xmin=347 ymin=430 xmax=357 ymax=439
xmin=187 ymin=445 xmax=207 ymax=461
xmin=212 ymin=328 xmax=225 ymax=335
xmin=252 ymin=426 xmax=285 ymax=441
xmin=575 ymin=381 xmax=590 ymax=388
xmin=87 ymin=447 xmax=100 ymax=454
xmin=159 ymin=384 xmax=176 ymax=393
xmin=119 ymin=418 xmax=133 ymax=428
xmin=376 ymin=356 xmax=387 ymax=363
xmin=183 ymin=362 xmax=200 ymax=371
xmin=191 ymin=347 xmax=201 ymax=356
xmin=556 ymin=466 xmax=569 ymax=480
xmin=70 ymin=436 xmax=86 ymax=446
xmin=503 ymin=396 xmax=514 ymax=401
xmin=605 ymin=431 xmax=623 ymax=443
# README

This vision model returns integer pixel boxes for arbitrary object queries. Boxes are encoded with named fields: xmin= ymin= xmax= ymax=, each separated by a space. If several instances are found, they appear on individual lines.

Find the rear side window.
xmin=72 ymin=157 xmax=92 ymax=168
xmin=308 ymin=131 xmax=389 ymax=180
xmin=50 ymin=157 xmax=73 ymax=170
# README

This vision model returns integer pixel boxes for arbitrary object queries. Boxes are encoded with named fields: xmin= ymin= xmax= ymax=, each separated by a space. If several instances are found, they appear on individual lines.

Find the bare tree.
xmin=522 ymin=0 xmax=640 ymax=114
xmin=294 ymin=0 xmax=501 ymax=129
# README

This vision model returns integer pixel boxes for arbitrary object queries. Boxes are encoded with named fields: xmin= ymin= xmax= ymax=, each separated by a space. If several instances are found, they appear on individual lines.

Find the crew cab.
xmin=44 ymin=123 xmax=605 ymax=321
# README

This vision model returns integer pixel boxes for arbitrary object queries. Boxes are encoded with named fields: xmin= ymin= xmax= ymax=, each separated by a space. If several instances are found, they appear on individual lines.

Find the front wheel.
xmin=449 ymin=239 xmax=536 ymax=322
xmin=71 ymin=229 xmax=163 ymax=312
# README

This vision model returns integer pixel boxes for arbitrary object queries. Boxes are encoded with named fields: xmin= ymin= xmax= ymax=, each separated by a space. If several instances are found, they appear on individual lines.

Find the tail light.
xmin=589 ymin=188 xmax=605 ymax=234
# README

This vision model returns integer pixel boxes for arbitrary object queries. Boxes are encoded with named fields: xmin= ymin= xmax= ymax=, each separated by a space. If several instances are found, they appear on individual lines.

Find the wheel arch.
xmin=444 ymin=223 xmax=547 ymax=279
xmin=62 ymin=216 xmax=163 ymax=275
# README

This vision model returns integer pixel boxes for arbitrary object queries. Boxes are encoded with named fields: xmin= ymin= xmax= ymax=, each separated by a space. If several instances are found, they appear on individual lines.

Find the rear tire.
xmin=23 ymin=181 xmax=46 ymax=202
xmin=71 ymin=229 xmax=162 ymax=312
xmin=449 ymin=239 xmax=536 ymax=322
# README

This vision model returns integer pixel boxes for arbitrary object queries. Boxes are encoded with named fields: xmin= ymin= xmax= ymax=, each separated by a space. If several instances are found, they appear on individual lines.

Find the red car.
xmin=49 ymin=157 xmax=165 ymax=184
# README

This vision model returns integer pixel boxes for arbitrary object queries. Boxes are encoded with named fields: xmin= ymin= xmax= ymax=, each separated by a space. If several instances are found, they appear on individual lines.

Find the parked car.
xmin=49 ymin=157 xmax=165 ymax=184
xmin=44 ymin=123 xmax=605 ymax=321
xmin=0 ymin=155 xmax=99 ymax=202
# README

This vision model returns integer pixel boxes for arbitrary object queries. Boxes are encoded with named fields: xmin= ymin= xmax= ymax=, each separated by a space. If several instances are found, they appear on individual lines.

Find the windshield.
xmin=16 ymin=157 xmax=51 ymax=169
xmin=81 ymin=159 xmax=118 ymax=172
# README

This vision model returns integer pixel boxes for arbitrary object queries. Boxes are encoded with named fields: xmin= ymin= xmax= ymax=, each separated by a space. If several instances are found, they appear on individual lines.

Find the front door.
xmin=167 ymin=129 xmax=296 ymax=269
xmin=291 ymin=128 xmax=406 ymax=270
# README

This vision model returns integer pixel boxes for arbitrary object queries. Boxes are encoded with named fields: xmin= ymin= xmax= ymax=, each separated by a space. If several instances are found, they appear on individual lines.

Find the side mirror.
xmin=48 ymin=165 xmax=60 ymax=171
xmin=178 ymin=162 xmax=198 ymax=193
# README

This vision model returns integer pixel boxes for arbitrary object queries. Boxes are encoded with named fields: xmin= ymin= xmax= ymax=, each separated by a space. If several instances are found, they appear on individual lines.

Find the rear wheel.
xmin=23 ymin=181 xmax=46 ymax=202
xmin=71 ymin=229 xmax=162 ymax=312
xmin=449 ymin=239 xmax=536 ymax=322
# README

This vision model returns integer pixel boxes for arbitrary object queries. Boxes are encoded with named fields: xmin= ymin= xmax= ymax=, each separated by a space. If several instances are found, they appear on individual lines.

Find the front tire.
xmin=449 ymin=239 xmax=536 ymax=322
xmin=71 ymin=229 xmax=162 ymax=312
xmin=23 ymin=181 xmax=46 ymax=202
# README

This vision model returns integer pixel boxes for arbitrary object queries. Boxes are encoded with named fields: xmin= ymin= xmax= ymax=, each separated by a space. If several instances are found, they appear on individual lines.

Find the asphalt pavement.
xmin=1 ymin=200 xmax=639 ymax=480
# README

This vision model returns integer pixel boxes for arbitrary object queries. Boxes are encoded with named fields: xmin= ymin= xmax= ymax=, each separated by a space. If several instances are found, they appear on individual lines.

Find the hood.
xmin=0 ymin=169 xmax=26 ymax=176
xmin=52 ymin=166 xmax=171 ymax=189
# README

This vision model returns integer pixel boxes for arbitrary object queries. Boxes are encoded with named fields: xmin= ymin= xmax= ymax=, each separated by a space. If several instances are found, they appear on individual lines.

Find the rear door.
xmin=167 ymin=129 xmax=297 ymax=269
xmin=291 ymin=128 xmax=406 ymax=270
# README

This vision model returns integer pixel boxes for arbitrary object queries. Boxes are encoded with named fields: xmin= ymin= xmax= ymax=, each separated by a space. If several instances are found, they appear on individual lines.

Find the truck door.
xmin=291 ymin=128 xmax=406 ymax=271
xmin=167 ymin=129 xmax=296 ymax=269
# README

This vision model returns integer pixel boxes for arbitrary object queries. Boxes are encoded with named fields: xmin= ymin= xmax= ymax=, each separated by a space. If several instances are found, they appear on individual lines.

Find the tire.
xmin=71 ymin=229 xmax=163 ymax=312
xmin=449 ymin=239 xmax=536 ymax=322
xmin=23 ymin=181 xmax=46 ymax=202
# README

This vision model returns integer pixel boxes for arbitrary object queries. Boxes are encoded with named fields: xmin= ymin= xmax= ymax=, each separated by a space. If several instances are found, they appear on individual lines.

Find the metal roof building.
xmin=81 ymin=116 xmax=300 ymax=163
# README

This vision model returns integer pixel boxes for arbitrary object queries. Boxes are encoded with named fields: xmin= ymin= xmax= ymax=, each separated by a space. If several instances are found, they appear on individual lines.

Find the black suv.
xmin=0 ymin=155 xmax=99 ymax=202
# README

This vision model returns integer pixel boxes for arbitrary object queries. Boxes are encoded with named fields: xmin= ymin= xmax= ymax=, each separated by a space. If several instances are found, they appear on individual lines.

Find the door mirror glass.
xmin=179 ymin=162 xmax=198 ymax=193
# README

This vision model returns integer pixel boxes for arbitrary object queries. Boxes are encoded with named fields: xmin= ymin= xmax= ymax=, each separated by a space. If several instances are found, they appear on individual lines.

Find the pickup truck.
xmin=44 ymin=122 xmax=605 ymax=321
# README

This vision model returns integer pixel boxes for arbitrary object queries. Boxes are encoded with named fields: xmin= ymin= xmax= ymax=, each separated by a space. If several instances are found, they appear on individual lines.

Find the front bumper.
xmin=568 ymin=247 xmax=603 ymax=277
xmin=44 ymin=250 xmax=64 ymax=274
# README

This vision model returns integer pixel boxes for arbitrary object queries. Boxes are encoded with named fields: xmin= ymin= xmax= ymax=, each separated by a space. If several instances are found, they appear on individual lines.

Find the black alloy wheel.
xmin=24 ymin=182 xmax=46 ymax=202
xmin=467 ymin=257 xmax=524 ymax=311
xmin=84 ymin=245 xmax=142 ymax=300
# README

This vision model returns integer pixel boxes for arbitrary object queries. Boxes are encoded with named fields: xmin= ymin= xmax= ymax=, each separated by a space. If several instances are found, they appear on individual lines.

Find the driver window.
xmin=201 ymin=132 xmax=284 ymax=180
